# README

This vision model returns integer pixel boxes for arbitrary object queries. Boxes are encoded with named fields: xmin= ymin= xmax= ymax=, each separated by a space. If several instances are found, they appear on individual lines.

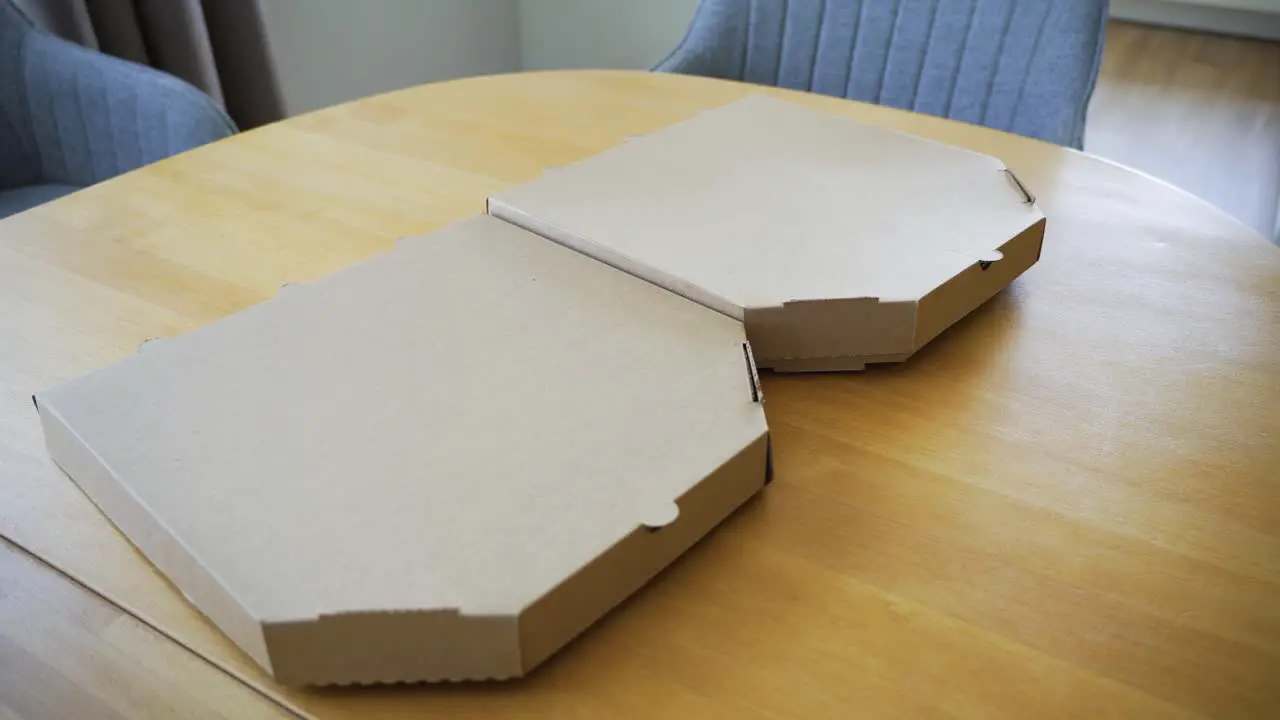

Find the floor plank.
xmin=1087 ymin=21 xmax=1280 ymax=240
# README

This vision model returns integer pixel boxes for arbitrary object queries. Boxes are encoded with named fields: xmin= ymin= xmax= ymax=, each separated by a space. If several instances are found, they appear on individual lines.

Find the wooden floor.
xmin=1086 ymin=21 xmax=1280 ymax=240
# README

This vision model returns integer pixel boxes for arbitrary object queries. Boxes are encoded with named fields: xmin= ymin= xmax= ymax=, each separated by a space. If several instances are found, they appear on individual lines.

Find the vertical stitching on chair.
xmin=10 ymin=24 xmax=38 ymax=183
xmin=134 ymin=83 xmax=146 ymax=166
xmin=739 ymin=0 xmax=754 ymax=80
xmin=163 ymin=84 xmax=176 ymax=157
xmin=30 ymin=67 xmax=53 ymax=180
xmin=22 ymin=50 xmax=45 ymax=179
xmin=874 ymin=0 xmax=904 ymax=105
xmin=842 ymin=0 xmax=867 ymax=97
xmin=910 ymin=0 xmax=942 ymax=112
xmin=1075 ymin=0 xmax=1108 ymax=148
xmin=806 ymin=0 xmax=827 ymax=91
xmin=774 ymin=0 xmax=790 ymax=87
xmin=1007 ymin=0 xmax=1052 ymax=134
xmin=0 ymin=99 xmax=28 ymax=182
xmin=57 ymin=69 xmax=76 ymax=182
xmin=943 ymin=0 xmax=977 ymax=117
xmin=104 ymin=67 xmax=122 ymax=177
xmin=979 ymin=0 xmax=1016 ymax=126
xmin=89 ymin=64 xmax=105 ymax=181
xmin=73 ymin=69 xmax=89 ymax=182
xmin=86 ymin=68 xmax=98 ymax=180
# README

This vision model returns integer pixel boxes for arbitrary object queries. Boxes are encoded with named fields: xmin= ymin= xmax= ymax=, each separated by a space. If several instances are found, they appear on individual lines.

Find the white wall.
xmin=517 ymin=0 xmax=698 ymax=71
xmin=260 ymin=0 xmax=522 ymax=116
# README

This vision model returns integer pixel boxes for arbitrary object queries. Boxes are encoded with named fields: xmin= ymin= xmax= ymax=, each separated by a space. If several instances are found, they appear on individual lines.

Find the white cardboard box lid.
xmin=489 ymin=94 xmax=1046 ymax=367
xmin=35 ymin=214 xmax=768 ymax=684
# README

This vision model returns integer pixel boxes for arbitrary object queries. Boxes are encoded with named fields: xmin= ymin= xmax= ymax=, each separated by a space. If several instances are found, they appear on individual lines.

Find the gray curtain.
xmin=12 ymin=0 xmax=284 ymax=128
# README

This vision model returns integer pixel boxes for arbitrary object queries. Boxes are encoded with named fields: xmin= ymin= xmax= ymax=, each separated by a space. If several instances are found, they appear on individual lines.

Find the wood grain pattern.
xmin=0 ymin=70 xmax=1277 ymax=719
xmin=1087 ymin=20 xmax=1280 ymax=239
xmin=0 ymin=539 xmax=291 ymax=719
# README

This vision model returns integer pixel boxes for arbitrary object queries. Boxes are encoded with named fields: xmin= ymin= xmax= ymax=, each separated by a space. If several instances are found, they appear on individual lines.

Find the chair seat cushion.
xmin=0 ymin=183 xmax=82 ymax=218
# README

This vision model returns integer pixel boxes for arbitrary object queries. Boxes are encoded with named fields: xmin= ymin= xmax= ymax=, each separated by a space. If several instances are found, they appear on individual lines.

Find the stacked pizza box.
xmin=34 ymin=95 xmax=1044 ymax=685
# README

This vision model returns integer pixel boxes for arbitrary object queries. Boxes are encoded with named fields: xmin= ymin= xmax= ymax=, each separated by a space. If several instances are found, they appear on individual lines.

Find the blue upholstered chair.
xmin=655 ymin=0 xmax=1109 ymax=148
xmin=0 ymin=0 xmax=235 ymax=218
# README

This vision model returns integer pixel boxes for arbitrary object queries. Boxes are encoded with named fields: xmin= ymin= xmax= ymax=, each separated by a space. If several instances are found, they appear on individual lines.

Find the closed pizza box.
xmin=34 ymin=214 xmax=770 ymax=686
xmin=490 ymin=94 xmax=1046 ymax=372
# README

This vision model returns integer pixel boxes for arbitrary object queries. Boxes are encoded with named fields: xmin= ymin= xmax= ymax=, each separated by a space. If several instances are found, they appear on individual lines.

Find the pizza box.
xmin=34 ymin=214 xmax=770 ymax=686
xmin=490 ymin=94 xmax=1047 ymax=372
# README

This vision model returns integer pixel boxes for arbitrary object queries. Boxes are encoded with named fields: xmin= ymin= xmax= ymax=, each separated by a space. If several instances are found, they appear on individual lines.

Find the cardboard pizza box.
xmin=490 ymin=94 xmax=1046 ymax=372
xmin=34 ymin=214 xmax=770 ymax=686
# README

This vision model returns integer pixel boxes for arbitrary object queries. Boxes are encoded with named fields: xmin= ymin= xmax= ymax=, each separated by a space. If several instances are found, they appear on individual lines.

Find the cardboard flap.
xmin=745 ymin=297 xmax=918 ymax=366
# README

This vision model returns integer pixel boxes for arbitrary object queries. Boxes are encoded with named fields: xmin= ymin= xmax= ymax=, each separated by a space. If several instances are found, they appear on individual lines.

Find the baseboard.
xmin=1111 ymin=0 xmax=1280 ymax=40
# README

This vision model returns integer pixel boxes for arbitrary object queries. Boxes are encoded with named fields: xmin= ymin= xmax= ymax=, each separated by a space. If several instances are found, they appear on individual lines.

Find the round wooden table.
xmin=2 ymin=71 xmax=1277 ymax=719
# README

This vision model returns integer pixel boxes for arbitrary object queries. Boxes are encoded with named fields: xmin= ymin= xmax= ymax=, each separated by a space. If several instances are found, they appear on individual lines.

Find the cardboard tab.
xmin=35 ymin=215 xmax=769 ymax=686
xmin=490 ymin=94 xmax=1047 ymax=371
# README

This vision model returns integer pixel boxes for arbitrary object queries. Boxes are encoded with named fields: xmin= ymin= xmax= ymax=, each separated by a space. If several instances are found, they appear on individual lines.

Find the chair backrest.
xmin=663 ymin=0 xmax=1109 ymax=147
xmin=0 ymin=0 xmax=236 ymax=192
xmin=0 ymin=0 xmax=39 ymax=188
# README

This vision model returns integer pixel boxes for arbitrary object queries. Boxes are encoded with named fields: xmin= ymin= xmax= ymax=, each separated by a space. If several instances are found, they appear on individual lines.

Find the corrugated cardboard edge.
xmin=261 ymin=432 xmax=769 ymax=686
xmin=765 ymin=353 xmax=914 ymax=373
xmin=33 ymin=391 xmax=770 ymax=687
xmin=491 ymin=180 xmax=1046 ymax=375
xmin=743 ymin=298 xmax=918 ymax=371
xmin=749 ymin=213 xmax=1047 ymax=372
xmin=913 ymin=216 xmax=1046 ymax=350
xmin=32 ymin=395 xmax=275 ymax=674
xmin=264 ymin=610 xmax=523 ymax=685
xmin=518 ymin=432 xmax=769 ymax=673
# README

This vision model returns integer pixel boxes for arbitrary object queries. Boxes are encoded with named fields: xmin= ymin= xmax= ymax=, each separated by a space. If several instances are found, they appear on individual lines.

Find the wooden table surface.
xmin=1 ymin=70 xmax=1277 ymax=719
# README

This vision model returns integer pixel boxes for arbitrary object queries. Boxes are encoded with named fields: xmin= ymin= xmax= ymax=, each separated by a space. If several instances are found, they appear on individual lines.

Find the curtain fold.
xmin=12 ymin=0 xmax=284 ymax=128
xmin=83 ymin=0 xmax=150 ymax=65
xmin=203 ymin=0 xmax=283 ymax=128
